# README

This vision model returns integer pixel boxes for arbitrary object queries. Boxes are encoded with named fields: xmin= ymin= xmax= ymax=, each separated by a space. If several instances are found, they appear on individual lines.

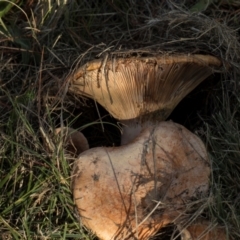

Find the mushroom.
xmin=68 ymin=54 xmax=221 ymax=144
xmin=180 ymin=220 xmax=229 ymax=240
xmin=71 ymin=121 xmax=210 ymax=239
xmin=67 ymin=53 xmax=222 ymax=239
xmin=55 ymin=127 xmax=89 ymax=156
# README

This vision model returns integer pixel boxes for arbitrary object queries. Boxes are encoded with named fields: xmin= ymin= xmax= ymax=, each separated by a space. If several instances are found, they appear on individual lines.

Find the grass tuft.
xmin=203 ymin=84 xmax=240 ymax=238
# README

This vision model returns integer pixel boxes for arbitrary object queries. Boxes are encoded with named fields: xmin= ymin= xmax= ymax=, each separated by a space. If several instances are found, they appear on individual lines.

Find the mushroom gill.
xmin=68 ymin=54 xmax=221 ymax=122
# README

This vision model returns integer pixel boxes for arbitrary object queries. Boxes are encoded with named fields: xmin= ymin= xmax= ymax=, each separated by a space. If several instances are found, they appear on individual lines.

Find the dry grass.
xmin=0 ymin=0 xmax=240 ymax=239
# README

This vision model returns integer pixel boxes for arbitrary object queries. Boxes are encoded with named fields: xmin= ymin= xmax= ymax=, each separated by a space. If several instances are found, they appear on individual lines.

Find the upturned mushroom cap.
xmin=72 ymin=121 xmax=210 ymax=239
xmin=68 ymin=54 xmax=221 ymax=121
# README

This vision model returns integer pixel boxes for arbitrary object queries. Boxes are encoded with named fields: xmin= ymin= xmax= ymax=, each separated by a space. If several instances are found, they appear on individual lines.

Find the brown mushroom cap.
xmin=72 ymin=121 xmax=210 ymax=239
xmin=181 ymin=220 xmax=230 ymax=240
xmin=69 ymin=54 xmax=221 ymax=121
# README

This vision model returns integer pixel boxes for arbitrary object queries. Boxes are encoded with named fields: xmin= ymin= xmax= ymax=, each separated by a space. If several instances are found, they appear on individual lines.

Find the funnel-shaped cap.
xmin=69 ymin=54 xmax=221 ymax=121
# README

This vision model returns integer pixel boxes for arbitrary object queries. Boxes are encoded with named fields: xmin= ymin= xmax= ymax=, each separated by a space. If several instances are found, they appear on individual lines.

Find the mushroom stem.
xmin=120 ymin=119 xmax=154 ymax=145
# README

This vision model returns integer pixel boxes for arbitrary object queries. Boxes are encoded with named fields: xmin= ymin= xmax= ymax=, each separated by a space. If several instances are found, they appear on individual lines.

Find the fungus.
xmin=68 ymin=54 xmax=221 ymax=144
xmin=55 ymin=127 xmax=89 ymax=156
xmin=71 ymin=122 xmax=210 ymax=239
xmin=181 ymin=220 xmax=229 ymax=240
xmin=67 ymin=53 xmax=223 ymax=239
